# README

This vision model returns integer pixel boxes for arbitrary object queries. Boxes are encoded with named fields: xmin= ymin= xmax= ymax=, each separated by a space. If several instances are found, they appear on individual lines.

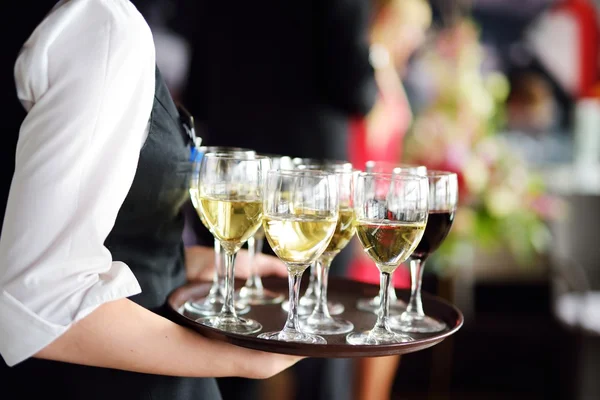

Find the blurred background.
xmin=3 ymin=0 xmax=600 ymax=399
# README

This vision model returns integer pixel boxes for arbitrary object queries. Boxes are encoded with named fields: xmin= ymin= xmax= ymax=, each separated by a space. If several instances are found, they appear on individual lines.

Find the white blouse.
xmin=0 ymin=0 xmax=156 ymax=366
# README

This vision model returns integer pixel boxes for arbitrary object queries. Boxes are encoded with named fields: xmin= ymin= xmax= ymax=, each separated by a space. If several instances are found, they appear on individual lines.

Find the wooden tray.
xmin=165 ymin=277 xmax=463 ymax=358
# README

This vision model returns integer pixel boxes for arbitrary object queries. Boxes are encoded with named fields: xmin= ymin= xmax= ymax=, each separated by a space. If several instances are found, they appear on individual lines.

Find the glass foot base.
xmin=389 ymin=313 xmax=447 ymax=333
xmin=257 ymin=330 xmax=327 ymax=344
xmin=356 ymin=297 xmax=406 ymax=315
xmin=196 ymin=315 xmax=262 ymax=335
xmin=281 ymin=299 xmax=344 ymax=316
xmin=346 ymin=329 xmax=413 ymax=345
xmin=300 ymin=315 xmax=354 ymax=335
xmin=184 ymin=298 xmax=250 ymax=317
xmin=236 ymin=287 xmax=284 ymax=306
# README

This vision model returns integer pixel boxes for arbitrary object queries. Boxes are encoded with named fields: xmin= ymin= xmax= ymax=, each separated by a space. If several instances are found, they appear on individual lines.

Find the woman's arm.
xmin=1 ymin=1 xmax=157 ymax=366
xmin=35 ymin=298 xmax=301 ymax=379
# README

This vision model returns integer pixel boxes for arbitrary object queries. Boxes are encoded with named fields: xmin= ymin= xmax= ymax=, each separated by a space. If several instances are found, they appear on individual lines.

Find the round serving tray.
xmin=165 ymin=276 xmax=463 ymax=358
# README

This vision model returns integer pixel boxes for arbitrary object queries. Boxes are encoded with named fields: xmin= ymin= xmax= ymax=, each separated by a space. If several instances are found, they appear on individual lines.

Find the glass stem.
xmin=310 ymin=257 xmax=333 ymax=319
xmin=283 ymin=270 xmax=303 ymax=334
xmin=374 ymin=271 xmax=392 ymax=332
xmin=388 ymin=273 xmax=398 ymax=302
xmin=207 ymin=238 xmax=222 ymax=299
xmin=243 ymin=235 xmax=264 ymax=292
xmin=220 ymin=251 xmax=238 ymax=318
xmin=406 ymin=257 xmax=426 ymax=317
xmin=213 ymin=239 xmax=226 ymax=298
xmin=304 ymin=262 xmax=318 ymax=298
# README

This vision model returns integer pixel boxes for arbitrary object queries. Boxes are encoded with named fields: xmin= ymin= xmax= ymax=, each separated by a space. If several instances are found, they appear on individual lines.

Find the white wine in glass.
xmin=347 ymin=172 xmax=428 ymax=345
xmin=282 ymin=159 xmax=352 ymax=316
xmin=259 ymin=170 xmax=338 ymax=344
xmin=355 ymin=161 xmax=427 ymax=314
xmin=299 ymin=168 xmax=356 ymax=335
xmin=185 ymin=147 xmax=254 ymax=317
xmin=195 ymin=153 xmax=270 ymax=334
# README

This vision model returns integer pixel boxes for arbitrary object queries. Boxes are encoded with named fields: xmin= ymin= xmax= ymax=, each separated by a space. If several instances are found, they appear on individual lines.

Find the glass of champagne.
xmin=356 ymin=161 xmax=427 ymax=314
xmin=281 ymin=158 xmax=353 ymax=316
xmin=195 ymin=153 xmax=270 ymax=334
xmin=299 ymin=167 xmax=356 ymax=335
xmin=390 ymin=171 xmax=458 ymax=333
xmin=186 ymin=147 xmax=255 ymax=316
xmin=259 ymin=170 xmax=338 ymax=344
xmin=347 ymin=172 xmax=428 ymax=345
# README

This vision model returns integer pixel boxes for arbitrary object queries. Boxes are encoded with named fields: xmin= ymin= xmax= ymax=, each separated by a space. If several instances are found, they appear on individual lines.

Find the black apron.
xmin=1 ymin=68 xmax=222 ymax=400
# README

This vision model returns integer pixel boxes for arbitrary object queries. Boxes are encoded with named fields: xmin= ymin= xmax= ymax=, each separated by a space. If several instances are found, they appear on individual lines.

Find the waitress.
xmin=0 ymin=1 xmax=300 ymax=399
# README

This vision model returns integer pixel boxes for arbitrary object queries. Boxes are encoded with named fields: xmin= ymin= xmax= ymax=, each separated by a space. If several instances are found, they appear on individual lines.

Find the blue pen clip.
xmin=190 ymin=137 xmax=204 ymax=162
xmin=177 ymin=103 xmax=203 ymax=161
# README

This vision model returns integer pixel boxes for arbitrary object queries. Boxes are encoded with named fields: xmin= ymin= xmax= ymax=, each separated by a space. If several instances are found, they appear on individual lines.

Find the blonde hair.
xmin=372 ymin=0 xmax=432 ymax=30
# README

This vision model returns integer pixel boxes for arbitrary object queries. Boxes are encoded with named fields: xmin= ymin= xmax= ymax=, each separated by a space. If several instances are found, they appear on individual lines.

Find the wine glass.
xmin=258 ymin=170 xmax=338 ymax=344
xmin=235 ymin=153 xmax=295 ymax=305
xmin=195 ymin=153 xmax=270 ymax=334
xmin=281 ymin=158 xmax=352 ymax=316
xmin=390 ymin=171 xmax=458 ymax=333
xmin=355 ymin=161 xmax=427 ymax=314
xmin=347 ymin=172 xmax=428 ymax=345
xmin=299 ymin=167 xmax=356 ymax=335
xmin=186 ymin=147 xmax=255 ymax=316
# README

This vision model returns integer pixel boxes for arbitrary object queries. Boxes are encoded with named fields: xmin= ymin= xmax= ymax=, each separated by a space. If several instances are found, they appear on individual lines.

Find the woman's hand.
xmin=185 ymin=245 xmax=288 ymax=282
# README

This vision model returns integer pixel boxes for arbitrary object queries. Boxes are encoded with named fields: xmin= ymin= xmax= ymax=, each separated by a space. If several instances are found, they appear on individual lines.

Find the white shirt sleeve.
xmin=0 ymin=0 xmax=156 ymax=367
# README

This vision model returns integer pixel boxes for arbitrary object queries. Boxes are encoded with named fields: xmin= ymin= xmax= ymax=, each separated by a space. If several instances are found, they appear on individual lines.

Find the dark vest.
xmin=1 ymin=68 xmax=222 ymax=400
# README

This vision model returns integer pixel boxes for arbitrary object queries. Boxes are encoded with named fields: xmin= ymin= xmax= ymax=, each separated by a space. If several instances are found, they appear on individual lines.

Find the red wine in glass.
xmin=412 ymin=210 xmax=455 ymax=260
xmin=391 ymin=170 xmax=458 ymax=333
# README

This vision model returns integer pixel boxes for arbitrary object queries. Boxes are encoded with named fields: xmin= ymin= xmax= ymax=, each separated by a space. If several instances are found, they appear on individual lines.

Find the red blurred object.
xmin=557 ymin=0 xmax=598 ymax=98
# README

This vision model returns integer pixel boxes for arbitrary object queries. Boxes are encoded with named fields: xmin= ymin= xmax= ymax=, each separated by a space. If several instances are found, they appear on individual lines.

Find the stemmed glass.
xmin=355 ymin=161 xmax=427 ymax=314
xmin=390 ymin=171 xmax=458 ymax=333
xmin=281 ymin=158 xmax=353 ymax=316
xmin=347 ymin=172 xmax=428 ymax=345
xmin=235 ymin=153 xmax=295 ymax=305
xmin=299 ymin=167 xmax=356 ymax=335
xmin=186 ymin=147 xmax=255 ymax=316
xmin=195 ymin=153 xmax=270 ymax=334
xmin=258 ymin=170 xmax=338 ymax=344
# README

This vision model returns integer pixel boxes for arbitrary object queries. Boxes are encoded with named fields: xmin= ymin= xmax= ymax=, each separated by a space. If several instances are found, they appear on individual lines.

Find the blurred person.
xmin=506 ymin=71 xmax=557 ymax=134
xmin=346 ymin=0 xmax=433 ymax=399
xmin=167 ymin=1 xmax=377 ymax=399
xmin=0 ymin=1 xmax=303 ymax=399
xmin=168 ymin=0 xmax=377 ymax=272
xmin=348 ymin=0 xmax=432 ymax=290
xmin=170 ymin=0 xmax=376 ymax=162
xmin=502 ymin=70 xmax=571 ymax=164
